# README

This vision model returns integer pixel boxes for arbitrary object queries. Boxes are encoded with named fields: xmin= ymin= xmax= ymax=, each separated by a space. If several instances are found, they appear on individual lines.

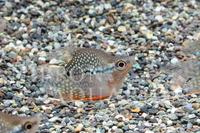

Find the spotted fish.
xmin=38 ymin=47 xmax=134 ymax=101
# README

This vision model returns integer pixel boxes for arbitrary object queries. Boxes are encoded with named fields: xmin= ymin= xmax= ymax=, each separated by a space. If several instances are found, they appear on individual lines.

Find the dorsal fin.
xmin=47 ymin=45 xmax=77 ymax=64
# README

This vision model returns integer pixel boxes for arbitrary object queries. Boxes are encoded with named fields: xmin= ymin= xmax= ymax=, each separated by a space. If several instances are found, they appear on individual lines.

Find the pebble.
xmin=74 ymin=101 xmax=84 ymax=107
xmin=20 ymin=106 xmax=29 ymax=112
xmin=103 ymin=120 xmax=114 ymax=127
xmin=184 ymin=104 xmax=194 ymax=112
xmin=196 ymin=119 xmax=200 ymax=124
xmin=118 ymin=25 xmax=127 ymax=32
xmin=49 ymin=116 xmax=61 ymax=122
xmin=131 ymin=107 xmax=141 ymax=113
xmin=75 ymin=123 xmax=84 ymax=132
xmin=49 ymin=59 xmax=62 ymax=65
xmin=155 ymin=15 xmax=164 ymax=23
xmin=170 ymin=57 xmax=179 ymax=64
xmin=38 ymin=56 xmax=46 ymax=63
xmin=188 ymin=114 xmax=196 ymax=119
xmin=167 ymin=120 xmax=173 ymax=126
xmin=168 ymin=113 xmax=178 ymax=120
xmin=145 ymin=130 xmax=154 ymax=133
xmin=115 ymin=114 xmax=126 ymax=122
xmin=0 ymin=78 xmax=7 ymax=84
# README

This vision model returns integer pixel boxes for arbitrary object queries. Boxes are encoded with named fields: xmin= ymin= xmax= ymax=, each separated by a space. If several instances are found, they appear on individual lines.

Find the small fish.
xmin=156 ymin=40 xmax=200 ymax=94
xmin=0 ymin=112 xmax=41 ymax=133
xmin=37 ymin=47 xmax=134 ymax=101
xmin=161 ymin=59 xmax=200 ymax=93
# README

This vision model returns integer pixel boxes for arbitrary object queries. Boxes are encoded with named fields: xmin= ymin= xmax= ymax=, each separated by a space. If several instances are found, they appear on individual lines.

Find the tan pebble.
xmin=118 ymin=25 xmax=127 ymax=32
xmin=192 ymin=103 xmax=200 ymax=110
xmin=0 ymin=90 xmax=5 ymax=97
xmin=0 ymin=78 xmax=7 ymax=84
xmin=123 ymin=3 xmax=135 ymax=13
xmin=131 ymin=107 xmax=141 ymax=113
xmin=77 ymin=108 xmax=84 ymax=113
xmin=75 ymin=123 xmax=84 ymax=132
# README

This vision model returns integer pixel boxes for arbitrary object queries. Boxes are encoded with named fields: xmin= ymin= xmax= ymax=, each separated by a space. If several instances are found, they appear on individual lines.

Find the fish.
xmin=36 ymin=47 xmax=134 ymax=101
xmin=160 ymin=40 xmax=200 ymax=94
xmin=0 ymin=112 xmax=41 ymax=133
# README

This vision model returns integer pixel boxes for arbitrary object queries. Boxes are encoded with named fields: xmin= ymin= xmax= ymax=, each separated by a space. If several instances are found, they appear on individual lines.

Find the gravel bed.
xmin=0 ymin=0 xmax=200 ymax=133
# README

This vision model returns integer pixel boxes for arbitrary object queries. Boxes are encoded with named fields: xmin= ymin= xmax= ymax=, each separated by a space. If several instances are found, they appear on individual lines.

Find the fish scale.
xmin=39 ymin=47 xmax=134 ymax=101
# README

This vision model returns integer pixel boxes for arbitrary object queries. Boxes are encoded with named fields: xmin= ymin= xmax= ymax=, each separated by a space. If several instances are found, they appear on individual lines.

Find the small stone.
xmin=141 ymin=113 xmax=148 ymax=118
xmin=115 ymin=114 xmax=126 ymax=122
xmin=155 ymin=6 xmax=164 ymax=12
xmin=4 ymin=100 xmax=13 ymax=107
xmin=123 ymin=3 xmax=135 ymax=13
xmin=163 ymin=100 xmax=173 ymax=109
xmin=145 ymin=129 xmax=154 ymax=133
xmin=98 ymin=26 xmax=106 ymax=31
xmin=131 ymin=107 xmax=141 ymax=113
xmin=196 ymin=119 xmax=200 ymax=124
xmin=20 ymin=106 xmax=29 ymax=112
xmin=118 ymin=99 xmax=129 ymax=105
xmin=74 ymin=101 xmax=84 ymax=107
xmin=109 ymin=103 xmax=115 ymax=109
xmin=118 ymin=25 xmax=127 ymax=32
xmin=187 ymin=122 xmax=193 ymax=129
xmin=128 ymin=124 xmax=136 ymax=130
xmin=75 ymin=123 xmax=83 ymax=132
xmin=144 ymin=121 xmax=151 ymax=127
xmin=95 ymin=5 xmax=104 ymax=15
xmin=167 ymin=120 xmax=173 ymax=126
xmin=168 ymin=113 xmax=178 ymax=120
xmin=188 ymin=114 xmax=196 ymax=119
xmin=104 ymin=3 xmax=112 ymax=10
xmin=145 ymin=31 xmax=154 ymax=39
xmin=49 ymin=116 xmax=61 ymax=122
xmin=38 ymin=57 xmax=46 ymax=63
xmin=22 ymin=33 xmax=29 ymax=39
xmin=114 ymin=128 xmax=123 ymax=133
xmin=0 ymin=90 xmax=5 ymax=97
xmin=49 ymin=59 xmax=61 ymax=65
xmin=0 ymin=78 xmax=7 ymax=84
xmin=54 ymin=42 xmax=61 ymax=49
xmin=148 ymin=108 xmax=158 ymax=115
xmin=170 ymin=57 xmax=179 ymax=64
xmin=4 ymin=43 xmax=15 ymax=51
xmin=192 ymin=103 xmax=200 ymax=110
xmin=117 ymin=122 xmax=124 ymax=128
xmin=45 ymin=45 xmax=53 ymax=51
xmin=155 ymin=15 xmax=164 ymax=23
xmin=140 ymin=26 xmax=154 ymax=39
xmin=133 ymin=63 xmax=142 ymax=70
xmin=184 ymin=104 xmax=194 ymax=112
xmin=103 ymin=120 xmax=114 ymax=127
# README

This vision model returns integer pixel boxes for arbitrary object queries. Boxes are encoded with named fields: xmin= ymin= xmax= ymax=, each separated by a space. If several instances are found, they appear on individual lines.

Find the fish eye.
xmin=116 ymin=60 xmax=127 ymax=70
xmin=24 ymin=121 xmax=33 ymax=130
